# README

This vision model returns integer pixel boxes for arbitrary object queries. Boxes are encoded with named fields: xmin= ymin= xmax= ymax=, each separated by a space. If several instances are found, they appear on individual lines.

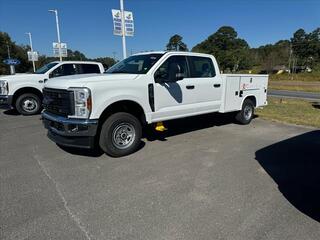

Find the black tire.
xmin=235 ymin=99 xmax=255 ymax=125
xmin=15 ymin=93 xmax=41 ymax=115
xmin=99 ymin=112 xmax=142 ymax=157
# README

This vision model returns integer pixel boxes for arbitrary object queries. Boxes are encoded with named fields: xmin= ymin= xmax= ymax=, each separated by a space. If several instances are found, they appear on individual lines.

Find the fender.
xmin=240 ymin=94 xmax=257 ymax=108
xmin=11 ymin=82 xmax=44 ymax=96
xmin=91 ymin=94 xmax=151 ymax=122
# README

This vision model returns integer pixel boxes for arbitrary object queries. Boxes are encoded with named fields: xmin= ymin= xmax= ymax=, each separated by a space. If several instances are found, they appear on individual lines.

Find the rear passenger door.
xmin=186 ymin=56 xmax=222 ymax=111
xmin=78 ymin=64 xmax=101 ymax=74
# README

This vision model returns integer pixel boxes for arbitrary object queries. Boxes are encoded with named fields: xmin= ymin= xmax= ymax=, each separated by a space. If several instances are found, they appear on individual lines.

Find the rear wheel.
xmin=235 ymin=99 xmax=254 ymax=125
xmin=15 ymin=93 xmax=41 ymax=115
xmin=99 ymin=112 xmax=142 ymax=157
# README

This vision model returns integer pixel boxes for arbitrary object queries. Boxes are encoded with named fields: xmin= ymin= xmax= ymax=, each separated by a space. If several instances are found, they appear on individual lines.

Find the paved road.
xmin=1 ymin=109 xmax=319 ymax=240
xmin=268 ymin=90 xmax=320 ymax=101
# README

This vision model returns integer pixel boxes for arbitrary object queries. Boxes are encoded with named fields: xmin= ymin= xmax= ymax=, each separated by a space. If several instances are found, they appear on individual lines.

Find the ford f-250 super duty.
xmin=0 ymin=61 xmax=104 ymax=115
xmin=41 ymin=51 xmax=268 ymax=157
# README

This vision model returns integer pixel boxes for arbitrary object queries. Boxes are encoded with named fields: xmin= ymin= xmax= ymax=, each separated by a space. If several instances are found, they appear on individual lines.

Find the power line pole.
xmin=288 ymin=44 xmax=292 ymax=74
xmin=26 ymin=32 xmax=36 ymax=72
xmin=6 ymin=43 xmax=10 ymax=59
xmin=112 ymin=51 xmax=117 ymax=60
xmin=6 ymin=43 xmax=15 ymax=75
xmin=49 ymin=9 xmax=62 ymax=61
xmin=120 ymin=0 xmax=127 ymax=59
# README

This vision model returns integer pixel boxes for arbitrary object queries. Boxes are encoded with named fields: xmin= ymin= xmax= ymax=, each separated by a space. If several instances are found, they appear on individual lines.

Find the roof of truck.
xmin=51 ymin=61 xmax=102 ymax=64
xmin=133 ymin=51 xmax=214 ymax=58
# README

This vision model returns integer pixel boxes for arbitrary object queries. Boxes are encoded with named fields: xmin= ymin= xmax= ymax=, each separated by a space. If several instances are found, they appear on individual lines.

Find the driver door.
xmin=48 ymin=64 xmax=77 ymax=79
xmin=152 ymin=55 xmax=196 ymax=121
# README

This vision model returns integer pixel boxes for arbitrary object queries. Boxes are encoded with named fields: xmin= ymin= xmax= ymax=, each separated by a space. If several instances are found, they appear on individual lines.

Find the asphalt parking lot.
xmin=1 ymin=109 xmax=319 ymax=240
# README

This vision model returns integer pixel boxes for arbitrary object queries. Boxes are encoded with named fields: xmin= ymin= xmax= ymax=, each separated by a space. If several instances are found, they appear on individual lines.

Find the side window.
xmin=81 ymin=64 xmax=101 ymax=74
xmin=187 ymin=56 xmax=216 ymax=78
xmin=50 ymin=64 xmax=77 ymax=78
xmin=154 ymin=56 xmax=188 ymax=82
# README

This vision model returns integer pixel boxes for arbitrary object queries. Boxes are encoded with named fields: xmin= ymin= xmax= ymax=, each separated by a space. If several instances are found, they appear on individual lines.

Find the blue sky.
xmin=0 ymin=0 xmax=319 ymax=59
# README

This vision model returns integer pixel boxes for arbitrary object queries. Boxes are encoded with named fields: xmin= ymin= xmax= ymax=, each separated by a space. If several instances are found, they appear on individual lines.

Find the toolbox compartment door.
xmin=224 ymin=76 xmax=241 ymax=112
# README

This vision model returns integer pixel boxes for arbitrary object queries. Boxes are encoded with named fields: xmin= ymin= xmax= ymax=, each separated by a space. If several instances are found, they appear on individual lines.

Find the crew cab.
xmin=0 ymin=61 xmax=104 ymax=115
xmin=41 ymin=51 xmax=268 ymax=157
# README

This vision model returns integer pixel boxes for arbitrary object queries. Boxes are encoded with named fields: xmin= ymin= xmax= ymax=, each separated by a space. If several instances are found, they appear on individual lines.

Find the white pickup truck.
xmin=0 ymin=61 xmax=104 ymax=115
xmin=41 ymin=51 xmax=268 ymax=157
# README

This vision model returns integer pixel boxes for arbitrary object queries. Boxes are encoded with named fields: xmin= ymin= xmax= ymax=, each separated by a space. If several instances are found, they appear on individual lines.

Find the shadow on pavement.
xmin=3 ymin=109 xmax=20 ymax=116
xmin=57 ymin=144 xmax=105 ymax=157
xmin=57 ymin=141 xmax=146 ymax=158
xmin=57 ymin=112 xmax=238 ymax=157
xmin=255 ymin=130 xmax=320 ymax=222
xmin=145 ymin=112 xmax=239 ymax=141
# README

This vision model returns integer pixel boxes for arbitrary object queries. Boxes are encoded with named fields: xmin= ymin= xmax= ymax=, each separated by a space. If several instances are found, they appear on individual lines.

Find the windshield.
xmin=106 ymin=54 xmax=164 ymax=74
xmin=35 ymin=62 xmax=58 ymax=74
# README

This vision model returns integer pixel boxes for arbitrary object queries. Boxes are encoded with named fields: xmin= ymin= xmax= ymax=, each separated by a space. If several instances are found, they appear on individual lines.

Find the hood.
xmin=45 ymin=73 xmax=139 ymax=89
xmin=0 ymin=73 xmax=44 ymax=83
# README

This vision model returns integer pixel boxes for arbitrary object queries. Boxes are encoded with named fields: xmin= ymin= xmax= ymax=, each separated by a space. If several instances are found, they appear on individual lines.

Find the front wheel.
xmin=99 ymin=112 xmax=142 ymax=157
xmin=235 ymin=99 xmax=254 ymax=125
xmin=15 ymin=93 xmax=41 ymax=115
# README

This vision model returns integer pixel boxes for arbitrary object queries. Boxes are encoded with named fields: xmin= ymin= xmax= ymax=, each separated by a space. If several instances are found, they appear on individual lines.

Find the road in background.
xmin=268 ymin=90 xmax=320 ymax=101
xmin=1 ymin=109 xmax=319 ymax=240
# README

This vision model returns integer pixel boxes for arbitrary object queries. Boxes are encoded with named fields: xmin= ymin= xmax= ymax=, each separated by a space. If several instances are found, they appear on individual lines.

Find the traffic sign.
xmin=3 ymin=59 xmax=20 ymax=65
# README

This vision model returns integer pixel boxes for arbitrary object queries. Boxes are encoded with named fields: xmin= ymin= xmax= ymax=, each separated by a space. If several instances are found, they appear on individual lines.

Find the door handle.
xmin=186 ymin=85 xmax=195 ymax=90
xmin=213 ymin=84 xmax=221 ymax=88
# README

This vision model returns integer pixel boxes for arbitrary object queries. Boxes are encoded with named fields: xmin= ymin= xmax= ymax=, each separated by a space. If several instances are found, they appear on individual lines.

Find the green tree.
xmin=166 ymin=34 xmax=188 ymax=51
xmin=92 ymin=57 xmax=116 ymax=69
xmin=0 ymin=32 xmax=32 ymax=75
xmin=291 ymin=28 xmax=320 ymax=67
xmin=250 ymin=40 xmax=290 ymax=73
xmin=192 ymin=26 xmax=252 ymax=71
xmin=65 ymin=49 xmax=87 ymax=61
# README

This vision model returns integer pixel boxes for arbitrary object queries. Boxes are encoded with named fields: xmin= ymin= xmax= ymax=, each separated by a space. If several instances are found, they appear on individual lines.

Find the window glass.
xmin=35 ymin=62 xmax=58 ymax=74
xmin=50 ymin=64 xmax=76 ymax=78
xmin=106 ymin=54 xmax=163 ymax=74
xmin=81 ymin=64 xmax=101 ymax=74
xmin=188 ymin=56 xmax=215 ymax=78
xmin=154 ymin=56 xmax=188 ymax=82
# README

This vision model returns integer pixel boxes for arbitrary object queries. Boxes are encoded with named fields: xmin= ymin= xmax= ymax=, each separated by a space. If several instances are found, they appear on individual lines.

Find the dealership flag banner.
xmin=52 ymin=42 xmax=68 ymax=57
xmin=112 ymin=9 xmax=134 ymax=36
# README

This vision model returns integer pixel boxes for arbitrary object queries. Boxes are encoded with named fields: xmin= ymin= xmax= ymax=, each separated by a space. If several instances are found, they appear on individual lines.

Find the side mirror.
xmin=176 ymin=72 xmax=184 ymax=81
xmin=154 ymin=71 xmax=165 ymax=84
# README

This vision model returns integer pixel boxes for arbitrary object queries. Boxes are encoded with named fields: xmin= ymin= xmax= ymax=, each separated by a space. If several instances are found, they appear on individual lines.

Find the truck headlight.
xmin=0 ymin=80 xmax=9 ymax=95
xmin=69 ymin=88 xmax=92 ymax=119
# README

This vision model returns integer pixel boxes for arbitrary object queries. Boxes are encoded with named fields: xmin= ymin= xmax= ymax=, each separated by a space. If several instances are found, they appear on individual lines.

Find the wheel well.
xmin=13 ymin=87 xmax=43 ymax=106
xmin=99 ymin=100 xmax=146 ymax=126
xmin=245 ymin=96 xmax=257 ymax=107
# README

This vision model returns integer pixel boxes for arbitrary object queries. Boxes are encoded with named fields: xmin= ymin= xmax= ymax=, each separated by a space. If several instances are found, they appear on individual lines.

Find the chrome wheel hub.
xmin=244 ymin=105 xmax=253 ymax=120
xmin=22 ymin=98 xmax=38 ymax=112
xmin=112 ymin=123 xmax=135 ymax=149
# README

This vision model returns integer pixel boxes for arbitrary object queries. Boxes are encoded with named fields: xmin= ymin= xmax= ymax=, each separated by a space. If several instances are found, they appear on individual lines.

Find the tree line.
xmin=166 ymin=26 xmax=320 ymax=73
xmin=0 ymin=32 xmax=116 ymax=75
xmin=1 ymin=27 xmax=320 ymax=75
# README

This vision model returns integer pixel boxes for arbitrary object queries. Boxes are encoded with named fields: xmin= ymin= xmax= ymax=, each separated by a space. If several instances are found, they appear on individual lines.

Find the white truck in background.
xmin=41 ymin=51 xmax=268 ymax=157
xmin=0 ymin=61 xmax=104 ymax=115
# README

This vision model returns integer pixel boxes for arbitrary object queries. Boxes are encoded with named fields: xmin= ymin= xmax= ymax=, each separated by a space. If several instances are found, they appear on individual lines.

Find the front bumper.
xmin=0 ymin=95 xmax=13 ymax=109
xmin=42 ymin=111 xmax=99 ymax=149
